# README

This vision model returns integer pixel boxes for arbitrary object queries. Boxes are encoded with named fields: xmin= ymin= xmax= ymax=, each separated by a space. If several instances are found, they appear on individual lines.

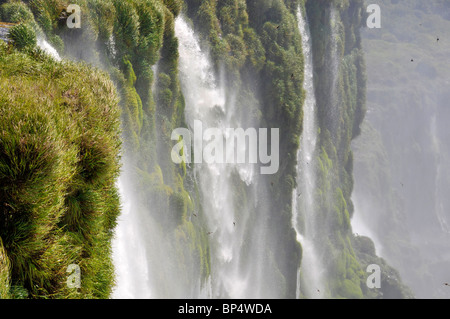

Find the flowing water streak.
xmin=37 ymin=38 xmax=61 ymax=61
xmin=112 ymin=55 xmax=197 ymax=299
xmin=292 ymin=7 xmax=324 ymax=299
xmin=0 ymin=29 xmax=61 ymax=60
xmin=350 ymin=193 xmax=384 ymax=257
xmin=175 ymin=16 xmax=264 ymax=298
xmin=175 ymin=16 xmax=241 ymax=298
xmin=112 ymin=172 xmax=153 ymax=299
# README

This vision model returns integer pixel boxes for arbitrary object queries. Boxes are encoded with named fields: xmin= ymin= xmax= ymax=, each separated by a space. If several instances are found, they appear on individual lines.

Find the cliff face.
xmin=0 ymin=0 xmax=414 ymax=299
xmin=302 ymin=0 xmax=408 ymax=299
xmin=181 ymin=0 xmax=374 ymax=298
xmin=353 ymin=0 xmax=450 ymax=299
xmin=0 ymin=0 xmax=206 ymax=299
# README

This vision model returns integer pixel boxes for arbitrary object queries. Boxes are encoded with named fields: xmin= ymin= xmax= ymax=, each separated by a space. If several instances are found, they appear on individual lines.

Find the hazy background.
xmin=352 ymin=0 xmax=450 ymax=298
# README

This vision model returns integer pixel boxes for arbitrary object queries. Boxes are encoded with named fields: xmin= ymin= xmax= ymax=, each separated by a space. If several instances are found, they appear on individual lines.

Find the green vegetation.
xmin=0 ymin=0 xmax=416 ymax=299
xmin=183 ymin=0 xmax=306 ymax=297
xmin=181 ymin=0 xmax=401 ymax=299
xmin=0 ymin=39 xmax=121 ymax=298
xmin=303 ymin=0 xmax=411 ymax=298
xmin=0 ymin=0 xmax=211 ymax=298
xmin=8 ymin=23 xmax=36 ymax=50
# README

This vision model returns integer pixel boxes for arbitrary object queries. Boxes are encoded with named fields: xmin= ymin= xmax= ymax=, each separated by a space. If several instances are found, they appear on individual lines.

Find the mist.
xmin=352 ymin=0 xmax=450 ymax=298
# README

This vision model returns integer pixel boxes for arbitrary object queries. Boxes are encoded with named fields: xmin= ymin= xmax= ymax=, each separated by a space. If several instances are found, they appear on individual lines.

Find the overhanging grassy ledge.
xmin=0 ymin=41 xmax=122 ymax=299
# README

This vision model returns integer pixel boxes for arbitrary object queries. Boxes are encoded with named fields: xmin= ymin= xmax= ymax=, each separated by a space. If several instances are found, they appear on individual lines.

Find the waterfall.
xmin=175 ymin=16 xmax=247 ymax=298
xmin=37 ymin=38 xmax=61 ymax=61
xmin=112 ymin=158 xmax=200 ymax=298
xmin=0 ymin=27 xmax=60 ymax=62
xmin=111 ymin=11 xmax=317 ymax=300
xmin=327 ymin=4 xmax=341 ymax=135
xmin=113 ymin=17 xmax=236 ymax=299
xmin=175 ymin=16 xmax=278 ymax=298
xmin=112 ymin=172 xmax=153 ymax=299
xmin=350 ymin=193 xmax=384 ymax=257
xmin=292 ymin=7 xmax=324 ymax=299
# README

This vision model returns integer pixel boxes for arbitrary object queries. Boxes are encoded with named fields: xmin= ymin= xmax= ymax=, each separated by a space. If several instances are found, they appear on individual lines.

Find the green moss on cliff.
xmin=304 ymin=0 xmax=412 ymax=299
xmin=0 ymin=0 xmax=413 ymax=299
xmin=182 ymin=0 xmax=306 ymax=297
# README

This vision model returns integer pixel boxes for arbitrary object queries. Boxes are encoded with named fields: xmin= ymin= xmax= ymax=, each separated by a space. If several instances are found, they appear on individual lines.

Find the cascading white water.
xmin=175 ymin=16 xmax=244 ymax=298
xmin=112 ymin=158 xmax=198 ymax=299
xmin=112 ymin=13 xmax=293 ymax=300
xmin=112 ymin=173 xmax=153 ymax=299
xmin=292 ymin=7 xmax=325 ymax=299
xmin=0 ymin=29 xmax=60 ymax=60
xmin=111 ymin=15 xmax=269 ymax=300
xmin=175 ymin=16 xmax=273 ymax=298
xmin=37 ymin=38 xmax=61 ymax=61
xmin=350 ymin=193 xmax=384 ymax=257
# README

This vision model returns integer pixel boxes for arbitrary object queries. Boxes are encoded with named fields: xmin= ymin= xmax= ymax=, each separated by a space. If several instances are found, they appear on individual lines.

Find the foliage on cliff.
xmin=0 ymin=0 xmax=416 ymax=299
xmin=305 ymin=0 xmax=413 ymax=298
xmin=0 ymin=40 xmax=121 ymax=298
xmin=4 ymin=0 xmax=211 ymax=295
xmin=183 ymin=0 xmax=307 ymax=297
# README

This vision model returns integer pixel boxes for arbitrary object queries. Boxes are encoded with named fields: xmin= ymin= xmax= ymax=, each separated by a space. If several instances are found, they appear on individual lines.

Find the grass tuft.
xmin=0 ymin=40 xmax=121 ymax=298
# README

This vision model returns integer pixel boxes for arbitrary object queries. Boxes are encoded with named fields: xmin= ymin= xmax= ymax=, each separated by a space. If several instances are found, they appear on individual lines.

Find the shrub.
xmin=0 ymin=44 xmax=121 ymax=298
xmin=8 ymin=23 xmax=37 ymax=51
xmin=0 ymin=2 xmax=35 ymax=24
